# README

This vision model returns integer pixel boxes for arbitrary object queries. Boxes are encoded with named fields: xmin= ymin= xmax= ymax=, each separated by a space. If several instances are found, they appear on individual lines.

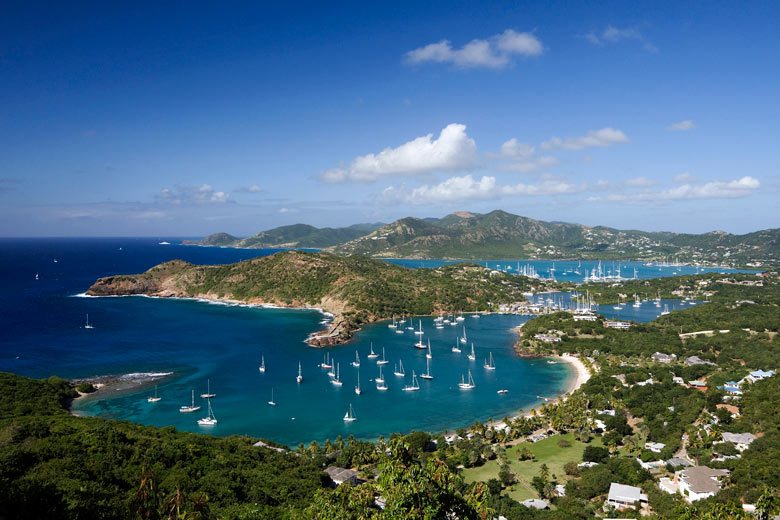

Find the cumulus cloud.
xmin=540 ymin=127 xmax=629 ymax=150
xmin=626 ymin=176 xmax=655 ymax=187
xmin=593 ymin=176 xmax=760 ymax=202
xmin=492 ymin=138 xmax=558 ymax=173
xmin=158 ymin=184 xmax=232 ymax=204
xmin=673 ymin=172 xmax=697 ymax=183
xmin=583 ymin=25 xmax=657 ymax=52
xmin=379 ymin=174 xmax=584 ymax=205
xmin=235 ymin=184 xmax=262 ymax=193
xmin=279 ymin=207 xmax=299 ymax=214
xmin=320 ymin=123 xmax=477 ymax=183
xmin=405 ymin=29 xmax=543 ymax=69
xmin=667 ymin=120 xmax=696 ymax=131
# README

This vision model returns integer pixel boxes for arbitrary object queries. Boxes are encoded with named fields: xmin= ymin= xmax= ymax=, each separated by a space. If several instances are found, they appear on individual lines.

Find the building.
xmin=651 ymin=352 xmax=677 ymax=363
xmin=667 ymin=457 xmax=693 ymax=469
xmin=720 ymin=382 xmax=743 ymax=395
xmin=747 ymin=369 xmax=775 ymax=383
xmin=534 ymin=333 xmax=561 ymax=343
xmin=606 ymin=483 xmax=648 ymax=510
xmin=324 ymin=466 xmax=359 ymax=486
xmin=645 ymin=442 xmax=666 ymax=453
xmin=677 ymin=466 xmax=730 ymax=503
xmin=716 ymin=404 xmax=741 ymax=418
xmin=685 ymin=356 xmax=717 ymax=366
xmin=673 ymin=376 xmax=686 ymax=385
xmin=521 ymin=499 xmax=548 ymax=510
xmin=573 ymin=314 xmax=598 ymax=321
xmin=604 ymin=321 xmax=631 ymax=330
xmin=720 ymin=432 xmax=757 ymax=452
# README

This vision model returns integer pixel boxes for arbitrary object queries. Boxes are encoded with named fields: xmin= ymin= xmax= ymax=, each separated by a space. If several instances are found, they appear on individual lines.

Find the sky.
xmin=1 ymin=0 xmax=778 ymax=237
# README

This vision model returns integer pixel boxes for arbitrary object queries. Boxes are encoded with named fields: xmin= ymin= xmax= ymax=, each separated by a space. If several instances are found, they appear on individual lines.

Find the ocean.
xmin=0 ymin=238 xmax=750 ymax=446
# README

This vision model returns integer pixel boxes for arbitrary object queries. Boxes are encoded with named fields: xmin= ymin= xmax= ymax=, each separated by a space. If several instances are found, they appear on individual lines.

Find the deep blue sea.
xmin=0 ymin=238 xmax=751 ymax=446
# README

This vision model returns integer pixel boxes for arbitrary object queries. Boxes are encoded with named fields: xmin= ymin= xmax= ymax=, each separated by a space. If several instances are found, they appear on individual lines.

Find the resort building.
xmin=719 ymin=432 xmax=757 ymax=452
xmin=604 ymin=320 xmax=631 ymax=330
xmin=645 ymin=442 xmax=666 ymax=453
xmin=716 ymin=404 xmax=741 ymax=418
xmin=651 ymin=352 xmax=677 ymax=363
xmin=324 ymin=466 xmax=359 ymax=486
xmin=521 ymin=499 xmax=548 ymax=510
xmin=573 ymin=313 xmax=598 ymax=321
xmin=606 ymin=483 xmax=647 ymax=510
xmin=746 ymin=369 xmax=775 ymax=383
xmin=676 ymin=466 xmax=730 ymax=503
xmin=685 ymin=356 xmax=717 ymax=366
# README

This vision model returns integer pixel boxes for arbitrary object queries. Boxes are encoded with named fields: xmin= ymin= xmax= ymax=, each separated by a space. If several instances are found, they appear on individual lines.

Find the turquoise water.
xmin=0 ymin=238 xmax=748 ymax=446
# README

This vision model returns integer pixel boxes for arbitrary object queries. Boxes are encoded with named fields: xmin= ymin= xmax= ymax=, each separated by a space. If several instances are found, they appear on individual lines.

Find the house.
xmin=720 ymin=432 xmax=757 ymax=452
xmin=638 ymin=458 xmax=666 ymax=470
xmin=578 ymin=461 xmax=599 ymax=468
xmin=720 ymin=382 xmax=743 ymax=395
xmin=534 ymin=333 xmax=561 ymax=343
xmin=521 ymin=498 xmax=548 ymax=510
xmin=747 ymin=369 xmax=775 ymax=383
xmin=673 ymin=376 xmax=686 ymax=385
xmin=604 ymin=321 xmax=631 ymax=330
xmin=556 ymin=484 xmax=566 ymax=497
xmin=716 ymin=404 xmax=741 ymax=418
xmin=606 ymin=483 xmax=648 ymax=510
xmin=599 ymin=409 xmax=616 ymax=416
xmin=652 ymin=352 xmax=677 ymax=364
xmin=645 ymin=442 xmax=666 ymax=453
xmin=685 ymin=356 xmax=717 ymax=366
xmin=688 ymin=380 xmax=707 ymax=389
xmin=677 ymin=466 xmax=730 ymax=503
xmin=573 ymin=314 xmax=598 ymax=321
xmin=658 ymin=477 xmax=678 ymax=495
xmin=324 ymin=466 xmax=359 ymax=486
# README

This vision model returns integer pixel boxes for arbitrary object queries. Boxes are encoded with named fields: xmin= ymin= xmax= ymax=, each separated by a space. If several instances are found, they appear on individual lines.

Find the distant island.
xmin=184 ymin=209 xmax=779 ymax=268
xmin=86 ymin=250 xmax=560 ymax=345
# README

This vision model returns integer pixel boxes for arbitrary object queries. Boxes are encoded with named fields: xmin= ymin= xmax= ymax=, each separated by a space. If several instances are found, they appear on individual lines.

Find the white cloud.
xmin=493 ymin=138 xmax=558 ymax=173
xmin=158 ymin=184 xmax=232 ymax=204
xmin=405 ymin=29 xmax=542 ymax=69
xmin=540 ymin=127 xmax=629 ymax=150
xmin=594 ymin=176 xmax=760 ymax=202
xmin=626 ymin=176 xmax=655 ymax=187
xmin=673 ymin=172 xmax=696 ymax=183
xmin=583 ymin=26 xmax=656 ymax=51
xmin=379 ymin=174 xmax=584 ymax=205
xmin=502 ymin=155 xmax=558 ymax=173
xmin=498 ymin=138 xmax=535 ymax=159
xmin=279 ymin=207 xmax=299 ymax=214
xmin=667 ymin=120 xmax=696 ymax=131
xmin=235 ymin=184 xmax=262 ymax=193
xmin=320 ymin=123 xmax=477 ymax=183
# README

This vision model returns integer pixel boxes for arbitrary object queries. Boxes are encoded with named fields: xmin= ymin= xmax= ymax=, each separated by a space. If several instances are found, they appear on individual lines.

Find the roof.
xmin=680 ymin=466 xmax=729 ymax=494
xmin=722 ymin=432 xmax=757 ymax=445
xmin=521 ymin=499 xmax=548 ymax=510
xmin=324 ymin=466 xmax=358 ymax=484
xmin=667 ymin=457 xmax=693 ymax=468
xmin=607 ymin=483 xmax=646 ymax=504
xmin=750 ymin=369 xmax=775 ymax=378
xmin=717 ymin=404 xmax=740 ymax=414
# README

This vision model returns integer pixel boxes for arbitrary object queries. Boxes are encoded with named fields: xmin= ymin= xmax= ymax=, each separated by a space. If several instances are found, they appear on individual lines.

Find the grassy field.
xmin=462 ymin=433 xmax=604 ymax=502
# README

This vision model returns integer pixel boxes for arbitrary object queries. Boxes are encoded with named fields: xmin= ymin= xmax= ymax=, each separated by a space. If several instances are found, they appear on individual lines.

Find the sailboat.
xmin=613 ymin=296 xmax=623 ymax=310
xmin=197 ymin=398 xmax=217 ymax=426
xmin=483 ymin=352 xmax=496 ymax=370
xmin=179 ymin=390 xmax=200 ymax=412
xmin=414 ymin=320 xmax=424 ymax=335
xmin=402 ymin=371 xmax=420 ymax=391
xmin=426 ymin=339 xmax=432 ymax=359
xmin=414 ymin=334 xmax=426 ymax=349
xmin=355 ymin=372 xmax=362 ymax=395
xmin=451 ymin=341 xmax=461 ymax=353
xmin=633 ymin=294 xmax=641 ymax=308
xmin=321 ymin=353 xmax=333 ymax=370
xmin=661 ymin=304 xmax=670 ymax=316
xmin=296 ymin=362 xmax=303 ymax=383
xmin=420 ymin=357 xmax=433 ymax=380
xmin=268 ymin=388 xmax=276 ymax=406
xmin=147 ymin=385 xmax=161 ymax=403
xmin=258 ymin=355 xmax=266 ymax=373
xmin=388 ymin=315 xmax=397 ymax=329
xmin=35 ymin=272 xmax=39 ymax=280
xmin=84 ymin=314 xmax=94 ymax=329
xmin=456 ymin=311 xmax=465 ymax=322
xmin=200 ymin=379 xmax=216 ymax=399
xmin=458 ymin=370 xmax=476 ymax=389
xmin=460 ymin=326 xmax=467 ymax=344
xmin=376 ymin=364 xmax=385 ymax=384
xmin=367 ymin=343 xmax=379 ymax=359
xmin=468 ymin=343 xmax=476 ymax=361
xmin=330 ymin=363 xmax=342 ymax=386
xmin=343 ymin=403 xmax=357 ymax=422
xmin=393 ymin=360 xmax=405 ymax=377
xmin=655 ymin=291 xmax=662 ymax=307
xmin=377 ymin=347 xmax=389 ymax=365
xmin=351 ymin=351 xmax=360 ymax=368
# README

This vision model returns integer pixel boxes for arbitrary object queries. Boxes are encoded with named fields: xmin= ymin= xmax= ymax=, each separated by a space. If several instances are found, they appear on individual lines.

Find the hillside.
xmin=183 ymin=222 xmax=383 ymax=249
xmin=327 ymin=210 xmax=780 ymax=267
xmin=86 ymin=251 xmax=555 ymax=345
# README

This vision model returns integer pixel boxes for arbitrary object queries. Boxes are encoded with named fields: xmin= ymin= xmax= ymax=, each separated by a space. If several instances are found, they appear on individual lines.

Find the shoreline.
xmin=69 ymin=372 xmax=175 ymax=414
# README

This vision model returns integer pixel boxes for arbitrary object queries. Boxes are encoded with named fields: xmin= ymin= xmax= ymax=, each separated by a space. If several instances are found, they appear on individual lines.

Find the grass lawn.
xmin=462 ymin=433 xmax=604 ymax=502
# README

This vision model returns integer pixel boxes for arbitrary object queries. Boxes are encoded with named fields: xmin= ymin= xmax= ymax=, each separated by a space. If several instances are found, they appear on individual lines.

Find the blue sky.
xmin=1 ymin=0 xmax=778 ymax=236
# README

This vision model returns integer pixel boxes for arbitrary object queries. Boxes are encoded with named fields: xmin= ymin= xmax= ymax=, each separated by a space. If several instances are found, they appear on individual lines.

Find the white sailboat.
xmin=455 ymin=311 xmax=465 ymax=322
xmin=330 ymin=363 xmax=342 ymax=386
xmin=84 ymin=314 xmax=94 ymax=329
xmin=420 ymin=357 xmax=433 ymax=380
xmin=268 ymin=388 xmax=276 ymax=406
xmin=414 ymin=334 xmax=426 ymax=349
xmin=179 ymin=390 xmax=200 ymax=413
xmin=147 ymin=385 xmax=161 ymax=403
xmin=35 ymin=272 xmax=39 ymax=280
xmin=497 ymin=389 xmax=508 ymax=394
xmin=296 ymin=362 xmax=303 ymax=383
xmin=321 ymin=353 xmax=333 ymax=370
xmin=197 ymin=398 xmax=217 ymax=426
xmin=355 ymin=371 xmax=361 ymax=395
xmin=376 ymin=364 xmax=385 ymax=384
xmin=377 ymin=347 xmax=389 ymax=365
xmin=613 ymin=296 xmax=623 ymax=310
xmin=414 ymin=320 xmax=424 ymax=335
xmin=483 ymin=352 xmax=496 ymax=370
xmin=395 ymin=327 xmax=404 ymax=334
xmin=388 ymin=315 xmax=397 ymax=329
xmin=458 ymin=370 xmax=476 ymax=389
xmin=451 ymin=341 xmax=461 ymax=353
xmin=655 ymin=291 xmax=662 ymax=307
xmin=200 ymin=379 xmax=215 ymax=399
xmin=633 ymin=294 xmax=641 ymax=308
xmin=460 ymin=326 xmax=467 ymax=344
xmin=426 ymin=339 xmax=432 ymax=359
xmin=343 ymin=403 xmax=357 ymax=422
xmin=661 ymin=304 xmax=670 ymax=316
xmin=393 ymin=360 xmax=405 ymax=377
xmin=258 ymin=355 xmax=266 ymax=373
xmin=367 ymin=343 xmax=379 ymax=359
xmin=467 ymin=343 xmax=476 ymax=361
xmin=402 ymin=371 xmax=420 ymax=391
xmin=351 ymin=351 xmax=360 ymax=368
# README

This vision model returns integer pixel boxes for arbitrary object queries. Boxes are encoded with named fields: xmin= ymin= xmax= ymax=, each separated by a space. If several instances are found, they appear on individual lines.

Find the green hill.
xmin=184 ymin=222 xmax=383 ymax=249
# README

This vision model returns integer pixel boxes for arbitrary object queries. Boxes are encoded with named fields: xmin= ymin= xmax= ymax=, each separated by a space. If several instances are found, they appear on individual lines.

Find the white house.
xmin=719 ymin=432 xmax=757 ymax=452
xmin=607 ymin=483 xmax=647 ymax=510
xmin=677 ymin=466 xmax=730 ymax=503
xmin=645 ymin=442 xmax=666 ymax=453
xmin=651 ymin=352 xmax=677 ymax=363
xmin=604 ymin=321 xmax=631 ymax=330
xmin=746 ymin=369 xmax=775 ymax=383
